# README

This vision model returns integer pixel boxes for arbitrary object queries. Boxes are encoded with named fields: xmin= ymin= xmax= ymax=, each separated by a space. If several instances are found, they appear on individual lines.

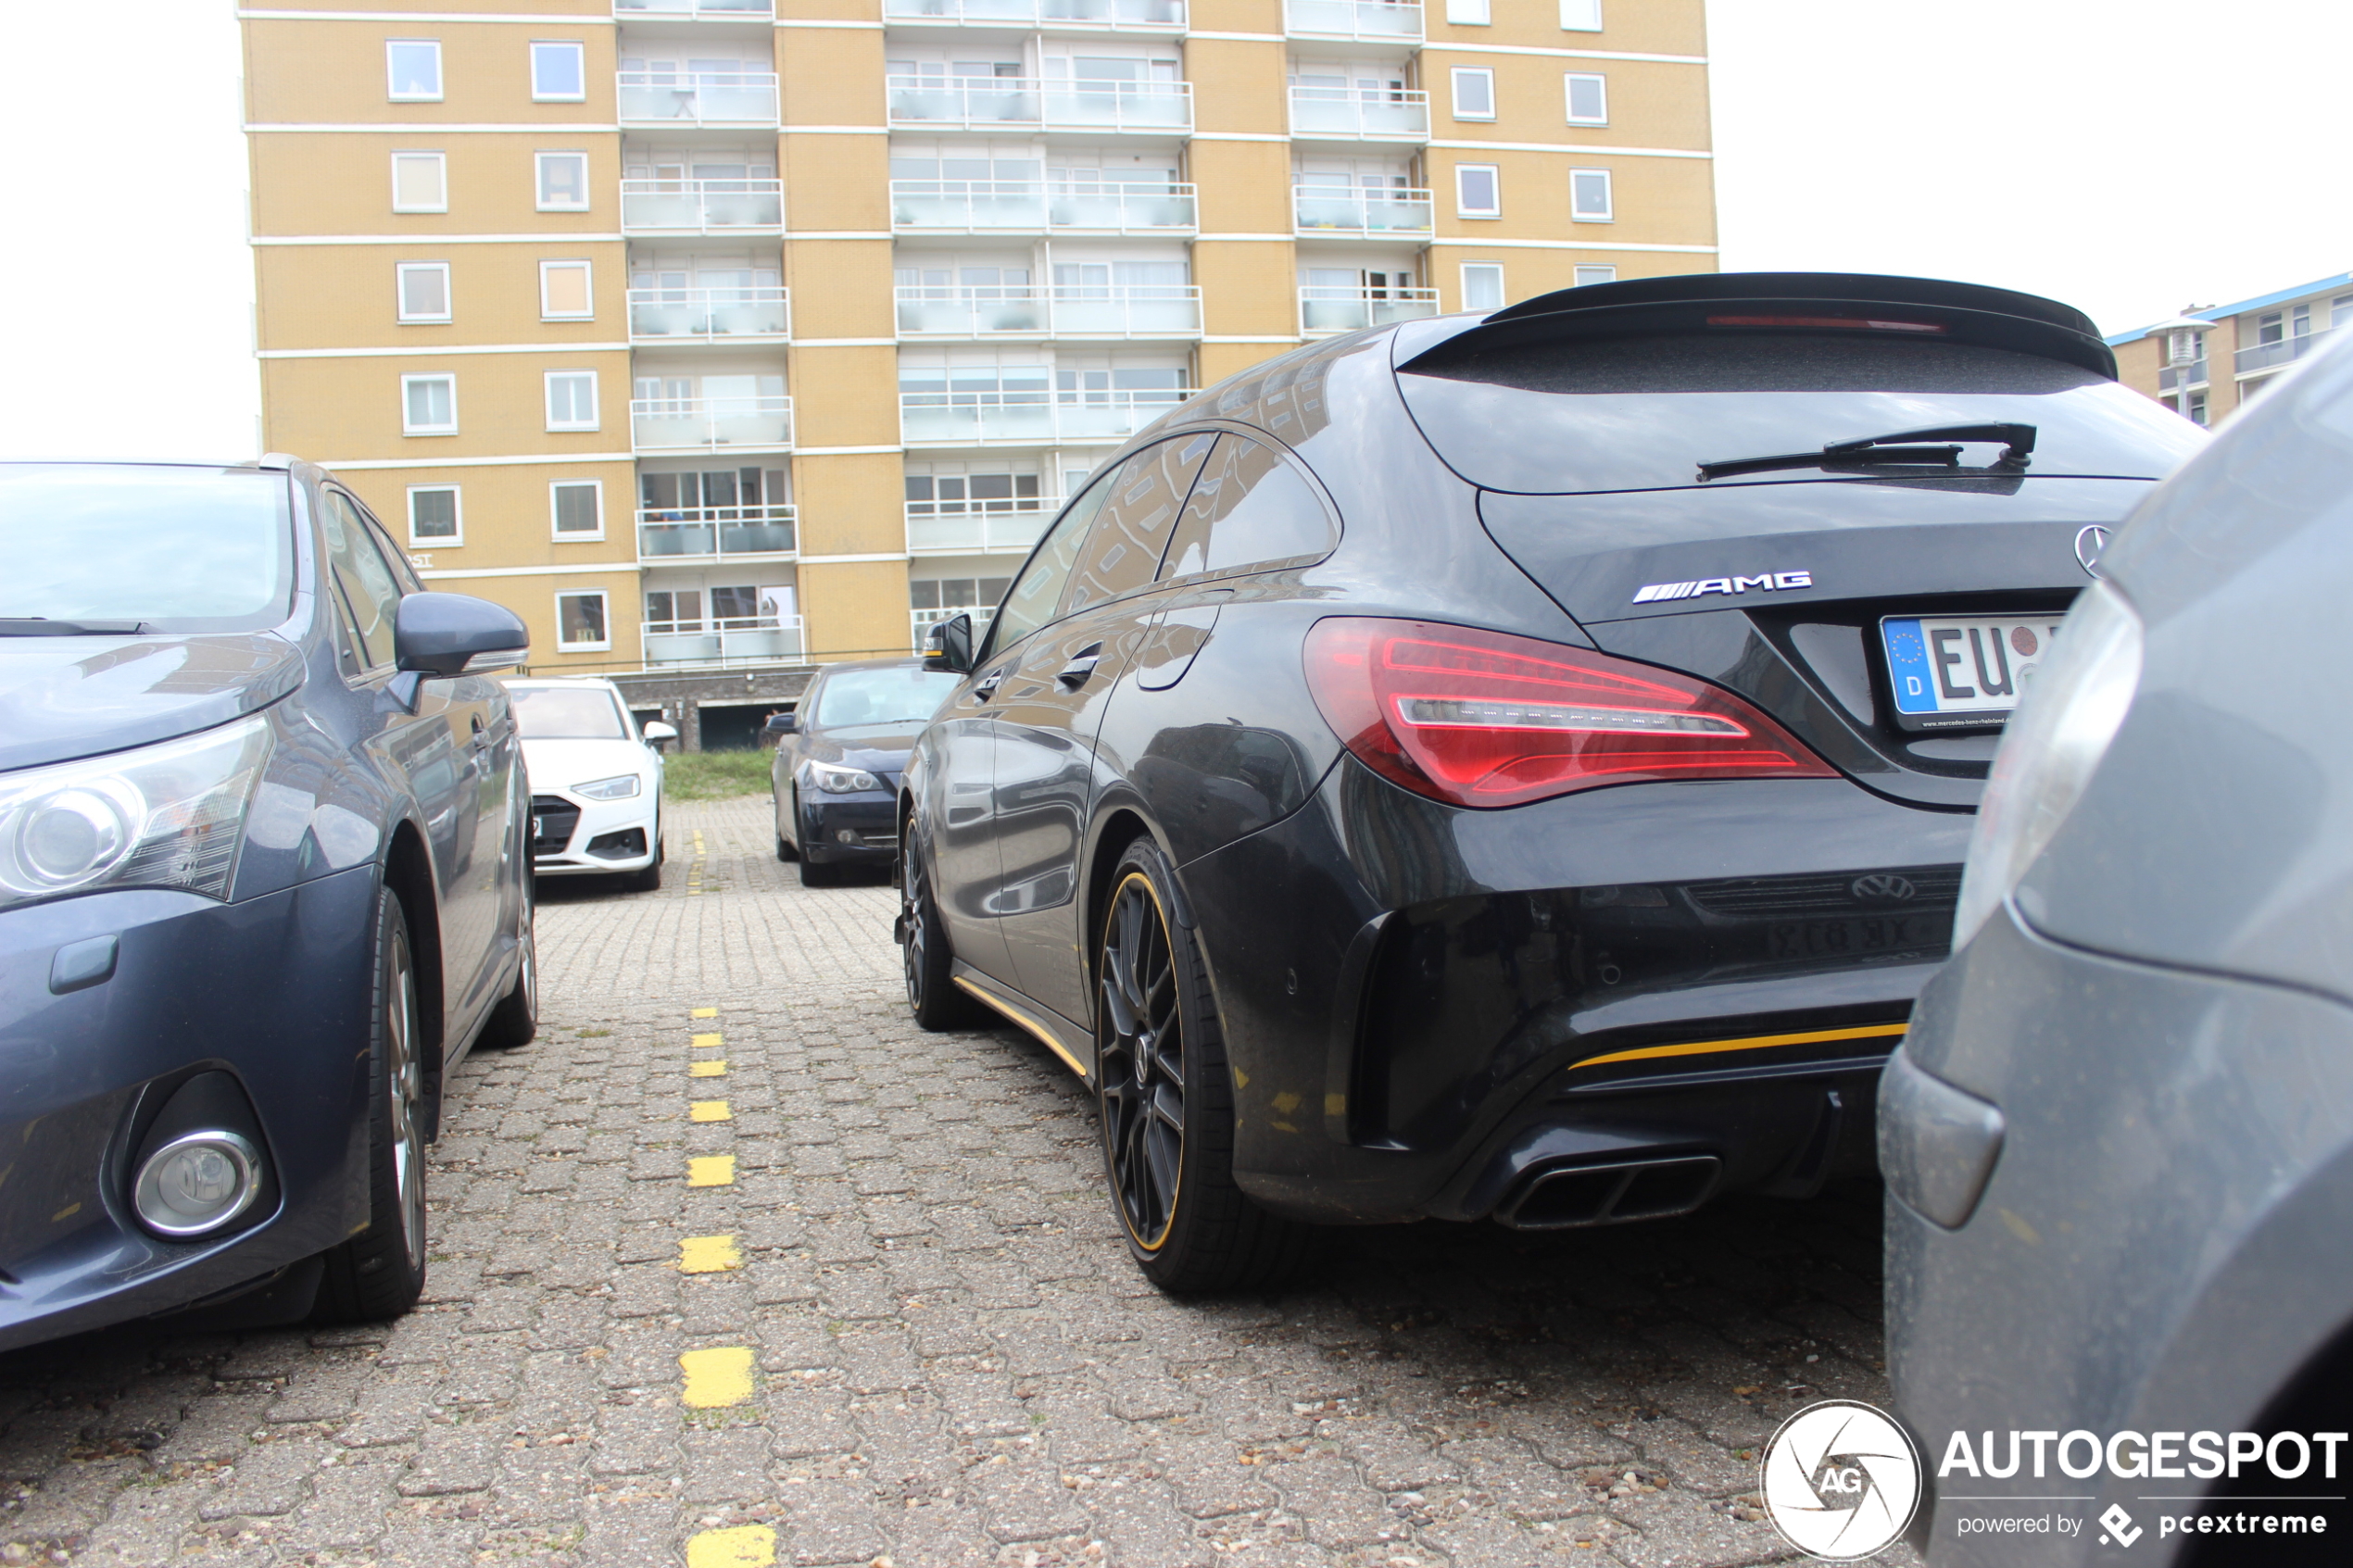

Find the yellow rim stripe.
xmin=1569 ymin=1022 xmax=1907 ymax=1072
xmin=953 ymin=976 xmax=1088 ymax=1080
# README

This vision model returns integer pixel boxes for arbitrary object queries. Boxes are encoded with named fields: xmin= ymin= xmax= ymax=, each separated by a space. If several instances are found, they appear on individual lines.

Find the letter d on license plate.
xmin=1881 ymin=613 xmax=2067 ymax=731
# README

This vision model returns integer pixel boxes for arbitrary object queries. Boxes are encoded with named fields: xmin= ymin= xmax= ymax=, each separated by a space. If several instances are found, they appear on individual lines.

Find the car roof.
xmin=812 ymin=658 xmax=933 ymax=676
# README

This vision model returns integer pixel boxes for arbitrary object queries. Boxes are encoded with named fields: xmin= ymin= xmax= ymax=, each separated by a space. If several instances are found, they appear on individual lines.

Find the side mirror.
xmin=924 ymin=613 xmax=974 ymax=675
xmin=642 ymin=721 xmax=679 ymax=745
xmin=764 ymin=712 xmax=799 ymax=735
xmin=389 ymin=593 xmax=529 ymax=710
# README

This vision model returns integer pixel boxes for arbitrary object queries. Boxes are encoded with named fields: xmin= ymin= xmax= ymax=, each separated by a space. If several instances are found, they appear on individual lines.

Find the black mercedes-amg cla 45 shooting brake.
xmin=892 ymin=272 xmax=2203 ymax=1290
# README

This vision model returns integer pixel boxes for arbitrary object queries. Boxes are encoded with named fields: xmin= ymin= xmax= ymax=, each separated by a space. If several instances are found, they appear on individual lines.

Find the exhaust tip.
xmin=1495 ymin=1154 xmax=1722 ymax=1231
xmin=133 ymin=1130 xmax=263 ymax=1238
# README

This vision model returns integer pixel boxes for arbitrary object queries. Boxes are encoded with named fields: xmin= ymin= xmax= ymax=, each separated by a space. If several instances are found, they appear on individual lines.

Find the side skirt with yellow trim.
xmin=951 ymin=967 xmax=1094 ymax=1084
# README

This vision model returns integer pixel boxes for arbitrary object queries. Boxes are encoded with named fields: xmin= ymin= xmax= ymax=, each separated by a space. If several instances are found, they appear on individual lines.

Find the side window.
xmin=319 ymin=490 xmax=407 ymax=671
xmin=1061 ymin=433 xmax=1214 ymax=616
xmin=983 ymin=470 xmax=1115 ymax=659
xmin=1158 ymin=435 xmax=1336 ymax=581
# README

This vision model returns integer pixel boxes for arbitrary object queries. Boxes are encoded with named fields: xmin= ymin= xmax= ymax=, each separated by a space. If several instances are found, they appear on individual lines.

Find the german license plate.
xmin=1881 ymin=613 xmax=2067 ymax=730
xmin=1769 ymin=914 xmax=1946 ymax=961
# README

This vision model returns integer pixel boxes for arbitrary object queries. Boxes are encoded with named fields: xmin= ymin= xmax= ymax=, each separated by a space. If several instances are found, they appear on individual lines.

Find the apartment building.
xmin=242 ymin=0 xmax=1716 ymax=740
xmin=2109 ymin=270 xmax=2353 ymax=430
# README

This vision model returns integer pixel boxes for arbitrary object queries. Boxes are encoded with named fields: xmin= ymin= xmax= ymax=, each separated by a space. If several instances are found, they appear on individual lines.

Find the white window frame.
xmin=1564 ymin=71 xmax=1608 ymax=125
xmin=1574 ymin=263 xmax=1617 ymax=287
xmin=1454 ymin=162 xmax=1500 ymax=219
xmin=539 ymin=259 xmax=595 ymax=320
xmin=406 ymin=484 xmax=463 ymax=546
xmin=544 ymin=370 xmax=600 ymax=433
xmin=386 ymin=39 xmax=442 ymax=102
xmin=1450 ymin=67 xmax=1495 ymax=122
xmin=395 ymin=261 xmax=451 ymax=324
xmin=535 ymin=151 xmax=591 ymax=213
xmin=555 ymin=590 xmax=611 ymax=652
xmin=530 ymin=40 xmax=587 ymax=103
xmin=1444 ymin=0 xmax=1491 ymax=21
xmin=1569 ymin=167 xmax=1614 ymax=222
xmin=1459 ymin=262 xmax=1504 ymax=312
xmin=401 ymin=373 xmax=458 ymax=435
xmin=1560 ymin=0 xmax=1602 ymax=31
xmin=550 ymin=479 xmax=605 ymax=541
xmin=390 ymin=152 xmax=448 ymax=214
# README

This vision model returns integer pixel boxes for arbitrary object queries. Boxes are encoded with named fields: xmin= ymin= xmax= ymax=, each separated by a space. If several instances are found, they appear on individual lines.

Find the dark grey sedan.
xmin=768 ymin=659 xmax=960 ymax=886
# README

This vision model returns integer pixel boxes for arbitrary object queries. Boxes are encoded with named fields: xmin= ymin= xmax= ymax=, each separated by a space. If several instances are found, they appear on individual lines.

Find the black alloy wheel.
xmin=900 ymin=822 xmax=985 ymax=1030
xmin=317 ymin=888 xmax=432 ymax=1321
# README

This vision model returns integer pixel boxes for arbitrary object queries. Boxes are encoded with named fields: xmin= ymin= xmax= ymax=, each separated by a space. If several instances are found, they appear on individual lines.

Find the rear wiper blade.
xmin=1697 ymin=422 xmax=2037 ymax=483
xmin=0 ymin=618 xmax=151 ymax=636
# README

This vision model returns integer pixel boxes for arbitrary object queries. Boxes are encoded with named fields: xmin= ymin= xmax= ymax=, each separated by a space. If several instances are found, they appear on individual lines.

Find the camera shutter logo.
xmin=1760 ymin=1399 xmax=1922 ymax=1561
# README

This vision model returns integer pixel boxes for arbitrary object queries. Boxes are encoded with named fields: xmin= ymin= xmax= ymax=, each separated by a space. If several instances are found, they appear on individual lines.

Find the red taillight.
xmin=1302 ymin=618 xmax=1836 ymax=809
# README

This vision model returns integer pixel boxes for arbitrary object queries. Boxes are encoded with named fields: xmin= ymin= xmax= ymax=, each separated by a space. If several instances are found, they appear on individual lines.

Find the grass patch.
xmin=664 ymin=749 xmax=774 ymax=801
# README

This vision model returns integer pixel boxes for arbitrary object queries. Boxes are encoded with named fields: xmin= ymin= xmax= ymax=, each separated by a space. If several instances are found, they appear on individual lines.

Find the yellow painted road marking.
xmin=691 ymin=1034 xmax=723 ymax=1049
xmin=690 ymin=1099 xmax=733 ymax=1123
xmin=678 ymin=1234 xmax=743 ymax=1273
xmin=686 ymin=1524 xmax=775 ymax=1568
xmin=689 ymin=1060 xmax=726 ymax=1078
xmin=1568 ymin=1022 xmax=1907 ymax=1072
xmin=686 ymin=1155 xmax=736 ymax=1187
xmin=690 ymin=1007 xmax=718 ymax=1019
xmin=679 ymin=1346 xmax=754 ymax=1408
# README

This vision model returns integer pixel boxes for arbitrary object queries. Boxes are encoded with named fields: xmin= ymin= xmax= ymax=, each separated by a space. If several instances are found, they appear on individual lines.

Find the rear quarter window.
xmin=1159 ymin=434 xmax=1336 ymax=580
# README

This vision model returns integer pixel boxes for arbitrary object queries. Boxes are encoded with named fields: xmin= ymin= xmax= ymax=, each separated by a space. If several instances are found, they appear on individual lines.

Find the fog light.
xmin=133 ymin=1131 xmax=261 ymax=1236
xmin=836 ymin=828 xmax=858 ymax=845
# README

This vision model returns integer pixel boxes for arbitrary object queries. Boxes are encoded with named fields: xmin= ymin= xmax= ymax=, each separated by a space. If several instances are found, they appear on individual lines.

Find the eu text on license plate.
xmin=1881 ymin=614 xmax=2066 ymax=730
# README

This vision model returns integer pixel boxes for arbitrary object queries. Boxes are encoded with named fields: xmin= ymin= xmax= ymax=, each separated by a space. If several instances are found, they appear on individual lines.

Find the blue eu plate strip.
xmin=1882 ymin=619 xmax=1937 ymax=714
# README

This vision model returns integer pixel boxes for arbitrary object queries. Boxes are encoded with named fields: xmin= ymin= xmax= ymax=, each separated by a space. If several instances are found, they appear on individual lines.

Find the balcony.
xmin=882 ymin=0 xmax=1184 ymax=28
xmin=1284 ymin=0 xmax=1421 ymax=42
xmin=912 ymin=607 xmax=1000 ymax=655
xmin=900 ymin=389 xmax=1187 ymax=446
xmin=643 ymin=616 xmax=806 ymax=668
xmin=1288 ymin=84 xmax=1428 ymax=143
xmin=636 ymin=505 xmax=799 ymax=564
xmin=1300 ymin=285 xmax=1440 ymax=336
xmin=889 ymin=180 xmax=1198 ymax=235
xmin=614 ymin=0 xmax=773 ymax=15
xmin=896 ymin=284 xmax=1202 ymax=340
xmin=621 ymin=179 xmax=784 ymax=235
xmin=907 ymin=498 xmax=1060 ymax=555
xmin=629 ymin=286 xmax=790 ymax=344
xmin=1292 ymin=184 xmax=1433 ymax=239
xmin=2157 ymin=360 xmax=2208 ymax=393
xmin=886 ymin=76 xmax=1193 ymax=135
xmin=617 ymin=70 xmax=780 ymax=127
xmin=2235 ymin=327 xmax=2334 ymax=377
xmin=631 ymin=395 xmax=794 ymax=454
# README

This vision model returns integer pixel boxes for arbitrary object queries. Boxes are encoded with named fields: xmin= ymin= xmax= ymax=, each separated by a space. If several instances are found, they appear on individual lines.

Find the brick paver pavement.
xmin=0 ymin=796 xmax=1921 ymax=1567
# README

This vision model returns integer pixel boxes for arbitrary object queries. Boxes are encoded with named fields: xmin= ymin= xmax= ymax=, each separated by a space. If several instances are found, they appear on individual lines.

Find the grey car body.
xmin=1882 ymin=334 xmax=2353 ymax=1562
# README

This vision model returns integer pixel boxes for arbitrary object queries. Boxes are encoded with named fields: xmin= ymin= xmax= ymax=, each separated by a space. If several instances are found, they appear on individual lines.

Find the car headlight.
xmin=573 ymin=774 xmax=642 ymax=800
xmin=808 ymin=760 xmax=882 ymax=795
xmin=0 ymin=716 xmax=272 ymax=912
xmin=1951 ymin=581 xmax=2144 ymax=949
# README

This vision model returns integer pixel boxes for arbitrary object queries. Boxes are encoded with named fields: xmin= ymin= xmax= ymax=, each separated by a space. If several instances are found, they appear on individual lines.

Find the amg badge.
xmin=1632 ymin=571 xmax=1813 ymax=605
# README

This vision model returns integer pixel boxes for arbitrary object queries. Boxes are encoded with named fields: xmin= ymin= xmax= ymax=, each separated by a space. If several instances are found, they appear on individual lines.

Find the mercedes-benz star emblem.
xmin=1851 ymin=874 xmax=1916 ymax=902
xmin=2074 ymin=524 xmax=2111 ymax=578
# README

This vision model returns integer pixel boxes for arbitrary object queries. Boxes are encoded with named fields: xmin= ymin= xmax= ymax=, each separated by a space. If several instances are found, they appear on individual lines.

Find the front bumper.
xmin=0 ymin=868 xmax=377 ymax=1349
xmin=800 ymin=791 xmax=898 ymax=863
xmin=531 ymin=787 xmax=658 ymax=875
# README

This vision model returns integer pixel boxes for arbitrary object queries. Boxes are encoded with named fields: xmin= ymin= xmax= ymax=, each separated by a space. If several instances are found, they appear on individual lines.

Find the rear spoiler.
xmin=1397 ymin=271 xmax=2117 ymax=382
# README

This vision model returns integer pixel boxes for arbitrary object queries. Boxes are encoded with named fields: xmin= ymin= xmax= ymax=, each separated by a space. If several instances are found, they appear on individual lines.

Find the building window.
xmin=535 ymin=151 xmax=590 ymax=212
xmin=2186 ymin=389 xmax=2208 ymax=426
xmin=1451 ymin=68 xmax=1495 ymax=121
xmin=1445 ymin=0 xmax=1491 ymax=20
xmin=540 ymin=259 xmax=594 ymax=320
xmin=396 ymin=262 xmax=451 ymax=323
xmin=1570 ymin=168 xmax=1614 ymax=221
xmin=1455 ymin=163 xmax=1500 ymax=219
xmin=545 ymin=370 xmax=599 ymax=432
xmin=1560 ymin=0 xmax=1602 ymax=30
xmin=386 ymin=40 xmax=442 ymax=101
xmin=391 ymin=152 xmax=447 ymax=213
xmin=551 ymin=481 xmax=603 ymax=539
xmin=408 ymin=485 xmax=461 ymax=544
xmin=402 ymin=374 xmax=457 ymax=435
xmin=2334 ymin=295 xmax=2353 ymax=332
xmin=1575 ymin=265 xmax=1617 ymax=288
xmin=556 ymin=591 xmax=610 ymax=651
xmin=1565 ymin=72 xmax=1607 ymax=125
xmin=531 ymin=41 xmax=586 ymax=102
xmin=1460 ymin=262 xmax=1504 ymax=312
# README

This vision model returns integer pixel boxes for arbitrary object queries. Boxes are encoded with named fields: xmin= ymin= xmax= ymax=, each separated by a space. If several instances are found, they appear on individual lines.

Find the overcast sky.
xmin=0 ymin=0 xmax=2341 ymax=459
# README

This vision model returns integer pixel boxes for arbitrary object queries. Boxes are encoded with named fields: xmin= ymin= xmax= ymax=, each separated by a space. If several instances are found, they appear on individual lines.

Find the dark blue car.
xmin=0 ymin=458 xmax=536 ymax=1348
xmin=768 ymin=659 xmax=961 ymax=886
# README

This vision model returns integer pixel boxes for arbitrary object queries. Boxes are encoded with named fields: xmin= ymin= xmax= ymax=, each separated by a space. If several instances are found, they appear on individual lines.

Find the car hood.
xmin=803 ymin=725 xmax=921 ymax=776
xmin=0 ymin=633 xmax=305 ymax=774
xmin=521 ymin=737 xmax=660 ymax=797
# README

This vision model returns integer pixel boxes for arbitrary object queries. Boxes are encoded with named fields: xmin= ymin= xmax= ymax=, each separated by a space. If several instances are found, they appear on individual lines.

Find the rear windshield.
xmin=0 ymin=464 xmax=296 ymax=633
xmin=512 ymin=686 xmax=629 ymax=740
xmin=1398 ymin=336 xmax=2205 ymax=495
xmin=814 ymin=667 xmax=961 ymax=730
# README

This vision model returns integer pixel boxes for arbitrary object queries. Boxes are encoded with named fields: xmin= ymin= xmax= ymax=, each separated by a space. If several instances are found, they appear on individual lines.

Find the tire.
xmin=900 ymin=822 xmax=987 ymax=1031
xmin=1095 ymin=837 xmax=1312 ymax=1293
xmin=798 ymin=855 xmax=843 ymax=888
xmin=623 ymin=818 xmax=663 ymax=893
xmin=774 ymin=796 xmax=799 ymax=861
xmin=479 ymin=874 xmax=536 ymax=1050
xmin=316 ymin=888 xmax=432 ymax=1323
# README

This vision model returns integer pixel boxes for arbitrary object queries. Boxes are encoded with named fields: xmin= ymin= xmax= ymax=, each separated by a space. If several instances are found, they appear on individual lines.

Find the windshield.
xmin=512 ymin=685 xmax=630 ymax=740
xmin=0 ymin=464 xmax=295 ymax=633
xmin=814 ymin=667 xmax=961 ymax=729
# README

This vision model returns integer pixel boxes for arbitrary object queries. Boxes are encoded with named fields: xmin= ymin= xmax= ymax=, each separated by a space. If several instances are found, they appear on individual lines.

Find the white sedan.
xmin=506 ymin=678 xmax=675 ymax=891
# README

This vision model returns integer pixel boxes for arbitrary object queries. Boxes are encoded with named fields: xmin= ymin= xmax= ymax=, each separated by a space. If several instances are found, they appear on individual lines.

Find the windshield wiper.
xmin=0 ymin=617 xmax=151 ymax=636
xmin=1696 ymin=422 xmax=2036 ymax=483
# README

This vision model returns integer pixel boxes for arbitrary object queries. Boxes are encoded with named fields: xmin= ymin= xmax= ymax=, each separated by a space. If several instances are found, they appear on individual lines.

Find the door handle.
xmin=1055 ymin=645 xmax=1103 ymax=688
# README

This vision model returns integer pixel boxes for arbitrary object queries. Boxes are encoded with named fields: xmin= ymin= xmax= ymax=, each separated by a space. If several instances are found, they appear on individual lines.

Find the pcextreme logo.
xmin=1760 ymin=1399 xmax=1923 ymax=1561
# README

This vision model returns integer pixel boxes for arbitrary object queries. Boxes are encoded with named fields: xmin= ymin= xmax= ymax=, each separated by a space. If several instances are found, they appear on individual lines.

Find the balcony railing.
xmin=896 ymin=284 xmax=1202 ymax=340
xmin=628 ymin=286 xmax=790 ymax=344
xmin=1292 ymin=184 xmax=1433 ymax=238
xmin=617 ymin=70 xmax=780 ymax=126
xmin=1288 ymin=84 xmax=1429 ymax=142
xmin=614 ymin=0 xmax=773 ymax=15
xmin=883 ymin=0 xmax=1183 ymax=27
xmin=642 ymin=616 xmax=805 ymax=668
xmin=631 ymin=395 xmax=794 ymax=454
xmin=912 ymin=607 xmax=1000 ymax=655
xmin=2157 ymin=360 xmax=2208 ymax=393
xmin=907 ymin=498 xmax=1061 ymax=554
xmin=2235 ymin=327 xmax=2335 ymax=376
xmin=636 ymin=505 xmax=798 ymax=563
xmin=620 ymin=179 xmax=784 ymax=235
xmin=886 ymin=75 xmax=1193 ymax=134
xmin=900 ymin=388 xmax=1188 ymax=445
xmin=1284 ymin=0 xmax=1421 ymax=41
xmin=1300 ymin=285 xmax=1441 ymax=336
xmin=889 ymin=179 xmax=1198 ymax=234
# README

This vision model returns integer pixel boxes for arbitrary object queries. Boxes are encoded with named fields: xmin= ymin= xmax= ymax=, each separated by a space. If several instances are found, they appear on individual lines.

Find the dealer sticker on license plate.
xmin=1881 ymin=613 xmax=2067 ymax=728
